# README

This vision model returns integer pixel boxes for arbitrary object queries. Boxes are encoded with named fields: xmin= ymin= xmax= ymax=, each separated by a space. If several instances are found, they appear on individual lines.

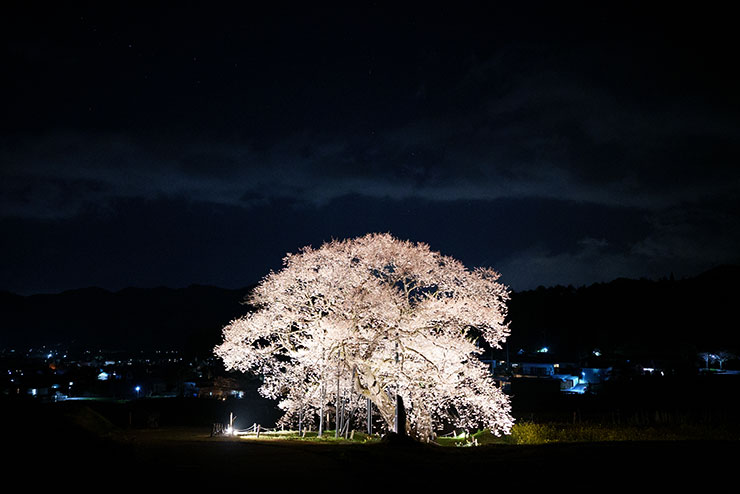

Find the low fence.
xmin=211 ymin=422 xmax=283 ymax=437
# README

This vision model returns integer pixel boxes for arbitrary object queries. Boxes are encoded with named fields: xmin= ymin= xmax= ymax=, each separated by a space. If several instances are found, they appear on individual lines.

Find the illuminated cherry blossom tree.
xmin=214 ymin=233 xmax=514 ymax=441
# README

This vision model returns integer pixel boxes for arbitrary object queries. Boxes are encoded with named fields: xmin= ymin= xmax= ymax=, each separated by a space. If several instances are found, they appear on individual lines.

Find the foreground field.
xmin=4 ymin=400 xmax=739 ymax=488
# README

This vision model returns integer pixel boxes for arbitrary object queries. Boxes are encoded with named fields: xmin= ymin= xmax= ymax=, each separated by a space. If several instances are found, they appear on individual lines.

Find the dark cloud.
xmin=1 ymin=194 xmax=657 ymax=294
xmin=1 ymin=3 xmax=739 ymax=293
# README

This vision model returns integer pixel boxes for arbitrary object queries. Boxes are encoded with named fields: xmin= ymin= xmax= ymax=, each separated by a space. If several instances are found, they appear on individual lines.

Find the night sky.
xmin=2 ymin=3 xmax=739 ymax=295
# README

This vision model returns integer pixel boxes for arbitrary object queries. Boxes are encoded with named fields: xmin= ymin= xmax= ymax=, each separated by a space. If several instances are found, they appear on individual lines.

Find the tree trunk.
xmin=394 ymin=394 xmax=407 ymax=435
xmin=353 ymin=365 xmax=398 ymax=432
xmin=351 ymin=365 xmax=435 ymax=441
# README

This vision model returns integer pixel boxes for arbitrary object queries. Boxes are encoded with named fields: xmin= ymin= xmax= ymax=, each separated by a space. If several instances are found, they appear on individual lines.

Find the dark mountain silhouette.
xmin=1 ymin=266 xmax=738 ymax=361
xmin=0 ymin=284 xmax=255 ymax=356
xmin=505 ymin=264 xmax=740 ymax=363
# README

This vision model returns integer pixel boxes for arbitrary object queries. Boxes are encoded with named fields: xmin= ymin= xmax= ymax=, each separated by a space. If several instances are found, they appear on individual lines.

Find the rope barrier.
xmin=211 ymin=422 xmax=285 ymax=436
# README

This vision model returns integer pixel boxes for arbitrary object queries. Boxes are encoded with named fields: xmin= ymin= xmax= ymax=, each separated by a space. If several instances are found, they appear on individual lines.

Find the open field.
xmin=3 ymin=399 xmax=739 ymax=488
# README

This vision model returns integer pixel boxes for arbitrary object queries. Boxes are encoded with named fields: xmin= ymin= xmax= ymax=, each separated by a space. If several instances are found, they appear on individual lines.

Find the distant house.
xmin=183 ymin=381 xmax=198 ymax=397
xmin=581 ymin=367 xmax=612 ymax=384
xmin=197 ymin=376 xmax=245 ymax=399
xmin=510 ymin=351 xmax=579 ymax=379
xmin=521 ymin=362 xmax=556 ymax=377
xmin=502 ymin=350 xmax=610 ymax=394
xmin=552 ymin=373 xmax=582 ymax=391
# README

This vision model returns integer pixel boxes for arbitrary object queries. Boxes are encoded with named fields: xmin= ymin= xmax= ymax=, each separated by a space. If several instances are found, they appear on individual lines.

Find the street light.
xmin=135 ymin=385 xmax=141 ymax=398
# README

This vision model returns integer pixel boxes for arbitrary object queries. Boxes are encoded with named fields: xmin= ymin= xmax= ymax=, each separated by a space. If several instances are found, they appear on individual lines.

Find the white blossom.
xmin=214 ymin=233 xmax=514 ymax=440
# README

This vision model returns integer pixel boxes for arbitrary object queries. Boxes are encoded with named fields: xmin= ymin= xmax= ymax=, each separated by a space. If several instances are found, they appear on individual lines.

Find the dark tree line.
xmin=505 ymin=265 xmax=740 ymax=364
xmin=2 ymin=266 xmax=738 ymax=367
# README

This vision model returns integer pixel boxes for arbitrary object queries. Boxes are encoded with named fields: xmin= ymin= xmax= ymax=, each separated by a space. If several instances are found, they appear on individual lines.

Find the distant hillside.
xmin=505 ymin=264 xmax=740 ymax=361
xmin=0 ymin=285 xmax=255 ymax=356
xmin=1 ymin=266 xmax=738 ymax=360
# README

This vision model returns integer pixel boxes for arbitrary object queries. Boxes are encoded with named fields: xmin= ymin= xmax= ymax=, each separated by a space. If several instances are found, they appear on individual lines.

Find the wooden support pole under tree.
xmin=336 ymin=364 xmax=340 ymax=438
xmin=339 ymin=388 xmax=346 ymax=438
xmin=318 ymin=384 xmax=324 ymax=437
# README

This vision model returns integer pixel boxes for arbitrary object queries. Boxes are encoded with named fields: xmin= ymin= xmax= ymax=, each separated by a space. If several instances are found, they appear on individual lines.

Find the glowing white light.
xmin=537 ymin=347 xmax=549 ymax=353
xmin=214 ymin=233 xmax=515 ymax=441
